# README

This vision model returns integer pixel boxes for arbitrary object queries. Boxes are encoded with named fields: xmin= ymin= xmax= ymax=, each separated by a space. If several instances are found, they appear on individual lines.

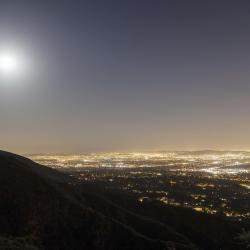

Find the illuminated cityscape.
xmin=28 ymin=151 xmax=250 ymax=221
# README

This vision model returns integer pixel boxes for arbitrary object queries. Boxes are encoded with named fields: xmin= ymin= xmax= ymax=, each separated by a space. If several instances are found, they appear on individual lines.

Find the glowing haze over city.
xmin=1 ymin=0 xmax=250 ymax=153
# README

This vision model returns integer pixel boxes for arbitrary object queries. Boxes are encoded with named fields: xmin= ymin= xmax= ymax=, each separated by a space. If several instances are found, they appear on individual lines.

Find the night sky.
xmin=0 ymin=0 xmax=249 ymax=153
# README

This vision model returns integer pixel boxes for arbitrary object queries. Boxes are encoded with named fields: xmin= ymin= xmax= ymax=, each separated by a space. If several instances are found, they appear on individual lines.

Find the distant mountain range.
xmin=156 ymin=150 xmax=250 ymax=155
xmin=0 ymin=151 xmax=248 ymax=250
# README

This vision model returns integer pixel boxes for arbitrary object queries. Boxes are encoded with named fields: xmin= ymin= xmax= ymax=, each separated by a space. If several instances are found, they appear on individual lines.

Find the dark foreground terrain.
xmin=0 ymin=151 xmax=249 ymax=250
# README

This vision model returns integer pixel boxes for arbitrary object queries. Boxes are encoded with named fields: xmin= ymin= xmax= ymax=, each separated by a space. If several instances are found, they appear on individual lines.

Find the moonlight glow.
xmin=0 ymin=51 xmax=22 ymax=76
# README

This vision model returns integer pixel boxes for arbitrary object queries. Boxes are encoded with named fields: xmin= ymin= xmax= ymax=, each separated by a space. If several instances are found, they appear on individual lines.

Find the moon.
xmin=0 ymin=51 xmax=22 ymax=76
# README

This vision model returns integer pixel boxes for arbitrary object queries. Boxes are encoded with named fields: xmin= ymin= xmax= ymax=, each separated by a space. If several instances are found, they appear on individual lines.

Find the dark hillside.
xmin=0 ymin=151 xmax=197 ymax=250
xmin=78 ymin=183 xmax=249 ymax=250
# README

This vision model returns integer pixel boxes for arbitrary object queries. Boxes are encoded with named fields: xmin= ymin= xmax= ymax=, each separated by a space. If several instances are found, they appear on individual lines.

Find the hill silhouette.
xmin=0 ymin=151 xmax=198 ymax=250
xmin=0 ymin=151 xmax=248 ymax=250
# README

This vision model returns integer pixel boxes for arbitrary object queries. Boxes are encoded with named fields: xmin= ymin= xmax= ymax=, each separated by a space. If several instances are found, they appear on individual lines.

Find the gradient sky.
xmin=0 ymin=0 xmax=250 ymax=153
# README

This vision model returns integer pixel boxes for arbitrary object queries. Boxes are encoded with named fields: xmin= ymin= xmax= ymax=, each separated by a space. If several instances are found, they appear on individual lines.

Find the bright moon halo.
xmin=0 ymin=51 xmax=22 ymax=76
